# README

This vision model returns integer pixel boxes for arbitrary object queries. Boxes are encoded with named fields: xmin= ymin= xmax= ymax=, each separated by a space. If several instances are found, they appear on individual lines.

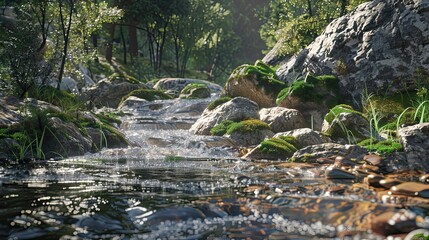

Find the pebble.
xmin=371 ymin=210 xmax=419 ymax=236
xmin=325 ymin=167 xmax=356 ymax=179
xmin=379 ymin=178 xmax=403 ymax=189
xmin=390 ymin=182 xmax=429 ymax=198
xmin=364 ymin=154 xmax=382 ymax=166
xmin=364 ymin=174 xmax=385 ymax=188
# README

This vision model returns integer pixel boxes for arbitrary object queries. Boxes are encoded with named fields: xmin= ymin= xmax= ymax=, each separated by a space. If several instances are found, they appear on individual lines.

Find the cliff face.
xmin=265 ymin=0 xmax=429 ymax=104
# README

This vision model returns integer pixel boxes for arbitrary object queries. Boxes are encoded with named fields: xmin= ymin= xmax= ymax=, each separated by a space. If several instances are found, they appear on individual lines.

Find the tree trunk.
xmin=120 ymin=26 xmax=127 ymax=64
xmin=105 ymin=23 xmax=116 ymax=63
xmin=128 ymin=19 xmax=138 ymax=60
xmin=57 ymin=0 xmax=74 ymax=90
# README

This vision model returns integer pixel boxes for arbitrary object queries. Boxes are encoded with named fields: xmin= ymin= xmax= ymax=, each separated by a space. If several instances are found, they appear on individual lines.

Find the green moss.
xmin=181 ymin=83 xmax=207 ymax=94
xmin=324 ymin=104 xmax=364 ymax=124
xmin=108 ymin=73 xmax=140 ymax=84
xmin=122 ymin=88 xmax=172 ymax=102
xmin=207 ymin=97 xmax=232 ymax=110
xmin=228 ymin=60 xmax=287 ymax=96
xmin=165 ymin=155 xmax=185 ymax=162
xmin=226 ymin=119 xmax=271 ymax=134
xmin=358 ymin=139 xmax=403 ymax=154
xmin=259 ymin=136 xmax=298 ymax=157
xmin=210 ymin=120 xmax=234 ymax=136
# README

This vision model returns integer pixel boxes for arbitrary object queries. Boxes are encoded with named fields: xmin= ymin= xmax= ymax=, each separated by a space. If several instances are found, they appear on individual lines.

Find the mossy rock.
xmin=108 ymin=73 xmax=140 ymax=84
xmin=207 ymin=96 xmax=232 ymax=111
xmin=210 ymin=120 xmax=234 ymax=136
xmin=180 ymin=83 xmax=211 ymax=99
xmin=226 ymin=119 xmax=271 ymax=134
xmin=260 ymin=136 xmax=299 ymax=157
xmin=358 ymin=139 xmax=403 ymax=155
xmin=121 ymin=88 xmax=172 ymax=103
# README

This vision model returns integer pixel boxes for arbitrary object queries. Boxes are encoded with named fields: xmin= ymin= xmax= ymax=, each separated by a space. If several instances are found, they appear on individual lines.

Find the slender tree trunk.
xmin=307 ymin=0 xmax=313 ymax=16
xmin=105 ymin=23 xmax=116 ymax=63
xmin=57 ymin=0 xmax=74 ymax=90
xmin=120 ymin=26 xmax=127 ymax=64
xmin=128 ymin=19 xmax=138 ymax=61
xmin=91 ymin=33 xmax=98 ymax=48
xmin=340 ymin=0 xmax=348 ymax=16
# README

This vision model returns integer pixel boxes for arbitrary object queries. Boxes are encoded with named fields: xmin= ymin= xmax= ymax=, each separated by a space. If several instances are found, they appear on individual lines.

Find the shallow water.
xmin=0 ymin=97 xmax=428 ymax=239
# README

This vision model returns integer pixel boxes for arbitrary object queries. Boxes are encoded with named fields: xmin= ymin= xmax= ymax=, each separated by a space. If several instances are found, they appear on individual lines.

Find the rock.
xmin=269 ymin=0 xmax=429 ymax=104
xmin=364 ymin=154 xmax=382 ymax=166
xmin=391 ymin=182 xmax=429 ymax=198
xmin=228 ymin=128 xmax=274 ymax=146
xmin=398 ymin=123 xmax=429 ymax=171
xmin=59 ymin=77 xmax=79 ymax=94
xmin=81 ymin=78 xmax=142 ymax=108
xmin=179 ymin=83 xmax=211 ymax=99
xmin=325 ymin=167 xmax=356 ymax=179
xmin=0 ymin=96 xmax=22 ymax=128
xmin=322 ymin=112 xmax=377 ymax=144
xmin=86 ymin=126 xmax=128 ymax=150
xmin=43 ymin=117 xmax=93 ymax=158
xmin=0 ymin=138 xmax=18 ymax=160
xmin=190 ymin=97 xmax=260 ymax=135
xmin=379 ymin=178 xmax=403 ymax=189
xmin=154 ymin=78 xmax=223 ymax=96
xmin=274 ymin=128 xmax=330 ymax=148
xmin=118 ymin=96 xmax=149 ymax=111
xmin=259 ymin=107 xmax=307 ymax=133
xmin=291 ymin=143 xmax=368 ymax=163
xmin=371 ymin=210 xmax=420 ymax=236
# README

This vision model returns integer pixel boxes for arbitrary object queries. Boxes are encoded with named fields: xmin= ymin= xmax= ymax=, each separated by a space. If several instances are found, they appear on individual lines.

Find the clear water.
xmin=0 ymin=97 xmax=424 ymax=239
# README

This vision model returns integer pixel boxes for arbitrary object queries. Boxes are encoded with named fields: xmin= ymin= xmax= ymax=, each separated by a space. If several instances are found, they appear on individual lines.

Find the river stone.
xmin=118 ymin=96 xmax=149 ymax=111
xmin=154 ymin=78 xmax=223 ymax=96
xmin=259 ymin=107 xmax=307 ymax=133
xmin=391 ymin=182 xmax=429 ymax=198
xmin=321 ymin=112 xmax=379 ymax=144
xmin=274 ymin=128 xmax=330 ymax=148
xmin=370 ymin=210 xmax=420 ymax=236
xmin=190 ymin=97 xmax=259 ymax=135
xmin=267 ymin=0 xmax=429 ymax=105
xmin=398 ymin=123 xmax=429 ymax=172
xmin=81 ymin=78 xmax=142 ymax=108
xmin=291 ymin=143 xmax=368 ymax=163
xmin=227 ymin=128 xmax=274 ymax=147
xmin=325 ymin=167 xmax=356 ymax=179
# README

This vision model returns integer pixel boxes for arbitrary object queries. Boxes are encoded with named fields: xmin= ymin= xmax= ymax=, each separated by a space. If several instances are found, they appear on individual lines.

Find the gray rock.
xmin=321 ymin=112 xmax=379 ymax=144
xmin=0 ymin=96 xmax=22 ymax=128
xmin=227 ymin=128 xmax=274 ymax=147
xmin=274 ymin=128 xmax=330 ymax=148
xmin=398 ymin=123 xmax=429 ymax=171
xmin=292 ymin=143 xmax=368 ymax=163
xmin=259 ymin=107 xmax=307 ymax=133
xmin=81 ymin=78 xmax=142 ymax=108
xmin=190 ymin=97 xmax=260 ymax=135
xmin=118 ymin=96 xmax=149 ymax=111
xmin=268 ymin=0 xmax=429 ymax=105
xmin=154 ymin=78 xmax=223 ymax=96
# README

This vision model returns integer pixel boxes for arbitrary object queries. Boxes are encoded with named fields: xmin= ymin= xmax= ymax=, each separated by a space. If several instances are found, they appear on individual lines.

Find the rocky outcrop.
xmin=398 ymin=123 xmax=429 ymax=171
xmin=259 ymin=107 xmax=307 ymax=133
xmin=154 ymin=78 xmax=223 ymax=96
xmin=274 ymin=128 xmax=330 ymax=148
xmin=81 ymin=78 xmax=143 ymax=108
xmin=268 ymin=0 xmax=429 ymax=104
xmin=190 ymin=97 xmax=259 ymax=135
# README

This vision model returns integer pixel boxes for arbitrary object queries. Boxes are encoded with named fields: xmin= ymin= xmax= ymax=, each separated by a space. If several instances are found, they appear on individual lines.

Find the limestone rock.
xmin=292 ymin=143 xmax=368 ymax=163
xmin=154 ymin=78 xmax=223 ymax=96
xmin=398 ymin=123 xmax=429 ymax=171
xmin=268 ymin=0 xmax=429 ymax=104
xmin=274 ymin=128 xmax=330 ymax=148
xmin=259 ymin=107 xmax=307 ymax=133
xmin=190 ymin=97 xmax=259 ymax=135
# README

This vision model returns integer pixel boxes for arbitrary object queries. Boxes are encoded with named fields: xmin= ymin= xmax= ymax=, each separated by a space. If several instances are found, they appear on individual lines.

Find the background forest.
xmin=0 ymin=0 xmax=366 ymax=98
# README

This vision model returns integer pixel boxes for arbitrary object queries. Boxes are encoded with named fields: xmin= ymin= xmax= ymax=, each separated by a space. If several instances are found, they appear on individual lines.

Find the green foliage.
xmin=226 ymin=119 xmax=271 ymax=134
xmin=122 ymin=88 xmax=172 ymax=102
xmin=259 ymin=136 xmax=298 ymax=157
xmin=229 ymin=60 xmax=287 ymax=95
xmin=108 ymin=73 xmax=140 ymax=84
xmin=210 ymin=120 xmax=234 ymax=136
xmin=28 ymin=85 xmax=80 ymax=111
xmin=276 ymin=74 xmax=339 ymax=105
xmin=258 ymin=0 xmax=368 ymax=55
xmin=324 ymin=104 xmax=363 ymax=124
xmin=358 ymin=139 xmax=403 ymax=155
xmin=207 ymin=96 xmax=232 ymax=110
xmin=180 ymin=83 xmax=210 ymax=99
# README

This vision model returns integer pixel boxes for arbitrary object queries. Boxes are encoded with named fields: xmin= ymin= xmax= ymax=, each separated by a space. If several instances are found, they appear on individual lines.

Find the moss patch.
xmin=180 ymin=83 xmax=210 ymax=99
xmin=108 ymin=73 xmax=140 ymax=84
xmin=358 ymin=139 xmax=403 ymax=155
xmin=207 ymin=96 xmax=232 ymax=111
xmin=122 ymin=88 xmax=172 ymax=102
xmin=259 ymin=136 xmax=299 ymax=157
xmin=210 ymin=120 xmax=234 ymax=136
xmin=226 ymin=119 xmax=271 ymax=134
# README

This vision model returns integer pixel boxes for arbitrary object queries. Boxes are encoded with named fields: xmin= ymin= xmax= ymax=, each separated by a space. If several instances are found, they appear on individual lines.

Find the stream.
xmin=0 ymin=96 xmax=428 ymax=239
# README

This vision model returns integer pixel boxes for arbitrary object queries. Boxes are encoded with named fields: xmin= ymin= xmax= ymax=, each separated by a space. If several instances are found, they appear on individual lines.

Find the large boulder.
xmin=81 ymin=78 xmax=143 ymax=108
xmin=398 ymin=123 xmax=429 ymax=171
xmin=291 ymin=143 xmax=368 ymax=163
xmin=0 ymin=96 xmax=22 ymax=128
xmin=259 ymin=107 xmax=307 ymax=133
xmin=267 ymin=0 xmax=429 ymax=104
xmin=154 ymin=78 xmax=223 ymax=96
xmin=190 ymin=97 xmax=259 ymax=135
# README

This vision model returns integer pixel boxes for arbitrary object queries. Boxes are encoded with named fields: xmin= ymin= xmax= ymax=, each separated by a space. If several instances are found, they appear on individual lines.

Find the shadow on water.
xmin=0 ymin=97 xmax=427 ymax=239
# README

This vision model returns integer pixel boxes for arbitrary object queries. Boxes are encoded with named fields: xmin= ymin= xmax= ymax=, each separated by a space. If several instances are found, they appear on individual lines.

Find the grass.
xmin=324 ymin=104 xmax=364 ymax=124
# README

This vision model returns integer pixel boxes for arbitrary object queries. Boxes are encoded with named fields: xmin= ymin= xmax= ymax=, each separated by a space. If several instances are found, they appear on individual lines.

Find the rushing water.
xmin=0 ymin=96 xmax=426 ymax=239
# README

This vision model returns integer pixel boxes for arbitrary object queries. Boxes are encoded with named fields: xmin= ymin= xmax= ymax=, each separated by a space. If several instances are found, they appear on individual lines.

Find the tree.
xmin=259 ymin=0 xmax=368 ymax=56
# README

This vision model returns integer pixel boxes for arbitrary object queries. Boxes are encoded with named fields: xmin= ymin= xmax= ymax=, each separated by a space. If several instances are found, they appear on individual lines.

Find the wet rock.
xmin=398 ymin=123 xmax=429 ymax=172
xmin=420 ymin=174 xmax=429 ymax=183
xmin=179 ymin=84 xmax=211 ymax=99
xmin=227 ymin=128 xmax=274 ymax=146
xmin=379 ymin=178 xmax=403 ymax=189
xmin=325 ymin=167 xmax=356 ymax=179
xmin=364 ymin=154 xmax=382 ymax=166
xmin=190 ymin=97 xmax=259 ymax=135
xmin=364 ymin=174 xmax=385 ymax=188
xmin=259 ymin=107 xmax=307 ymax=133
xmin=118 ymin=96 xmax=148 ymax=111
xmin=391 ymin=182 xmax=429 ymax=198
xmin=291 ymin=143 xmax=368 ymax=163
xmin=371 ymin=210 xmax=420 ymax=236
xmin=274 ymin=128 xmax=330 ymax=148
xmin=268 ymin=0 xmax=429 ymax=105
xmin=154 ymin=78 xmax=223 ymax=96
